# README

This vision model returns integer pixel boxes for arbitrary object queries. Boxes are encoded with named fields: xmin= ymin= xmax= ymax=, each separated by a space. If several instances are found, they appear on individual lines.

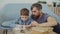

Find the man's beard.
xmin=33 ymin=14 xmax=40 ymax=19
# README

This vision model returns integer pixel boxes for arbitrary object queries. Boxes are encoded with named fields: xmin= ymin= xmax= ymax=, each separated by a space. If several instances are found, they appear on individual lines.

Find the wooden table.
xmin=30 ymin=26 xmax=57 ymax=34
xmin=13 ymin=26 xmax=57 ymax=34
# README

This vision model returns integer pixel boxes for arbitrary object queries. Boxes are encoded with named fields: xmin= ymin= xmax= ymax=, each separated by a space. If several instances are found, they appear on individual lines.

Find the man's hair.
xmin=20 ymin=8 xmax=29 ymax=16
xmin=31 ymin=3 xmax=42 ymax=10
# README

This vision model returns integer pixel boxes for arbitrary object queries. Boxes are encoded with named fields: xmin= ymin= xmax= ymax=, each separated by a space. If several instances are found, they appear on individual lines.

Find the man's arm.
xmin=31 ymin=16 xmax=57 ymax=26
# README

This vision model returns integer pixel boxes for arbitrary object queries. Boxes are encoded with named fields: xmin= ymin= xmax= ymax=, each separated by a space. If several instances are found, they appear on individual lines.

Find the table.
xmin=13 ymin=26 xmax=57 ymax=34
xmin=31 ymin=26 xmax=57 ymax=34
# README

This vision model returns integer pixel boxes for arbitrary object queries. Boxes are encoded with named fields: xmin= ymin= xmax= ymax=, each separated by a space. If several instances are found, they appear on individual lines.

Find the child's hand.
xmin=13 ymin=25 xmax=22 ymax=30
xmin=17 ymin=25 xmax=22 ymax=28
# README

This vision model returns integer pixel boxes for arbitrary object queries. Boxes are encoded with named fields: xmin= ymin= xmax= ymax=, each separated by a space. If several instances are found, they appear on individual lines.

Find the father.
xmin=30 ymin=3 xmax=60 ymax=34
xmin=31 ymin=3 xmax=57 ymax=27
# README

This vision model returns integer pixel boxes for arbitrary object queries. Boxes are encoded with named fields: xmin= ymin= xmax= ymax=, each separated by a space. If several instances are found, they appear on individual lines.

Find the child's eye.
xmin=22 ymin=17 xmax=24 ymax=18
xmin=25 ymin=17 xmax=27 ymax=18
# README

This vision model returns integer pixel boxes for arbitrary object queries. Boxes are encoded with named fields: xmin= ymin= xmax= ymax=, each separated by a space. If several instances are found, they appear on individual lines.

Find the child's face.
xmin=20 ymin=15 xmax=29 ymax=21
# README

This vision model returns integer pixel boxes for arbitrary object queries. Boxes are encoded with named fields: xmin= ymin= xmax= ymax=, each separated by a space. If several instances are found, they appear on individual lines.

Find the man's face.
xmin=20 ymin=15 xmax=29 ymax=21
xmin=32 ymin=7 xmax=41 ymax=17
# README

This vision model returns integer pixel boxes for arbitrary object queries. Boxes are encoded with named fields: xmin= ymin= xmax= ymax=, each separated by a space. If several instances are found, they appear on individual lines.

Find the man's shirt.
xmin=31 ymin=13 xmax=49 ymax=24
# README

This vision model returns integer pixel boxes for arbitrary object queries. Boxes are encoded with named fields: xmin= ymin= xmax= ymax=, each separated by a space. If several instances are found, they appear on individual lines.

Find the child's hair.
xmin=20 ymin=8 xmax=29 ymax=16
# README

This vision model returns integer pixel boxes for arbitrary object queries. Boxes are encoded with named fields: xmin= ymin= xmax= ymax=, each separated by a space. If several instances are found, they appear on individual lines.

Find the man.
xmin=30 ymin=3 xmax=60 ymax=34
xmin=31 ymin=3 xmax=57 ymax=27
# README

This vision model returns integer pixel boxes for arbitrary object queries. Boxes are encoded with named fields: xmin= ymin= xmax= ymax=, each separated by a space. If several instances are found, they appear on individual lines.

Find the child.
xmin=13 ymin=8 xmax=33 ymax=33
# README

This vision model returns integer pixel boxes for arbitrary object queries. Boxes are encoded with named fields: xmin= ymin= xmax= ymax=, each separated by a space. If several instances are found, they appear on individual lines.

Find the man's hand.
xmin=25 ymin=25 xmax=31 ymax=29
xmin=31 ymin=21 xmax=39 ymax=27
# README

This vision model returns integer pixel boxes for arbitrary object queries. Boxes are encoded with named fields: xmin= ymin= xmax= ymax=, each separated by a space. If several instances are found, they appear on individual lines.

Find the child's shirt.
xmin=15 ymin=17 xmax=32 ymax=25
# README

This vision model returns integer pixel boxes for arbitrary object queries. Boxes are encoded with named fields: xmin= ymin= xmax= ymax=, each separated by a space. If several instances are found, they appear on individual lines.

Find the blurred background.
xmin=0 ymin=0 xmax=60 ymax=34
